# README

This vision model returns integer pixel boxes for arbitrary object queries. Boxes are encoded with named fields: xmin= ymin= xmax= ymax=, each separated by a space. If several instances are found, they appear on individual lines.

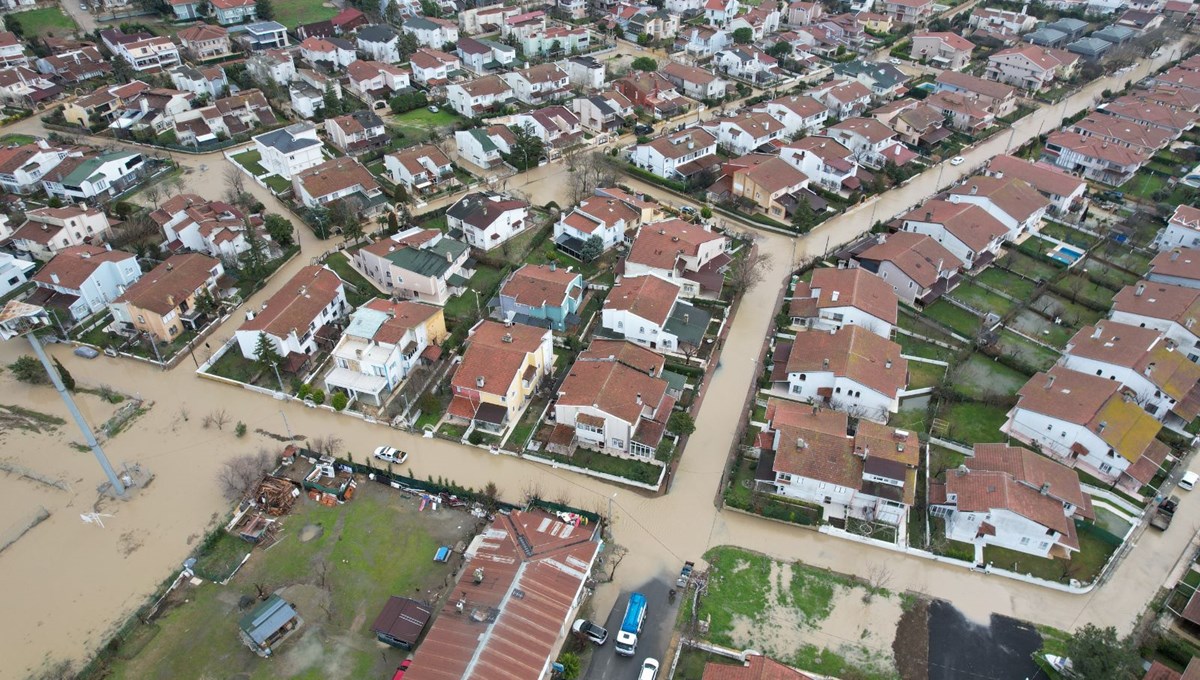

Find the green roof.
xmin=468 ymin=128 xmax=497 ymax=153
xmin=662 ymin=369 xmax=687 ymax=393
xmin=385 ymin=237 xmax=468 ymax=278
xmin=64 ymin=151 xmax=140 ymax=187
xmin=664 ymin=301 xmax=710 ymax=346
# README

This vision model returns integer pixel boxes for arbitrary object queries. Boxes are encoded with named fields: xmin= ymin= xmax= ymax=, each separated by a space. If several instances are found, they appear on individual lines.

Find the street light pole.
xmin=27 ymin=330 xmax=126 ymax=495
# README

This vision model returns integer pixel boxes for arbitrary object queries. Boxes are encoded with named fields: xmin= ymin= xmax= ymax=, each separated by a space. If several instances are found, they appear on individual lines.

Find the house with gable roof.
xmin=453 ymin=125 xmax=515 ymax=170
xmin=1157 ymin=206 xmax=1200 ymax=251
xmin=354 ymin=227 xmax=471 ymax=305
xmin=383 ymin=144 xmax=453 ymax=194
xmin=898 ymin=199 xmax=1008 ymax=269
xmin=911 ymin=31 xmax=974 ymax=70
xmin=323 ymin=299 xmax=447 ymax=406
xmin=30 ymin=245 xmax=140 ymax=322
xmin=1110 ymin=280 xmax=1200 ymax=363
xmin=851 ymin=231 xmax=964 ymax=305
xmin=235 ymin=264 xmax=348 ymax=362
xmin=630 ymin=128 xmax=720 ymax=180
xmin=601 ymin=273 xmax=711 ymax=354
xmin=150 ymin=193 xmax=262 ymax=260
xmin=495 ymin=263 xmax=583 ymax=331
xmin=699 ymin=112 xmax=787 ymax=155
xmin=624 ymin=219 xmax=730 ymax=298
xmin=787 ymin=267 xmax=897 ymax=336
xmin=1149 ymin=247 xmax=1200 ymax=288
xmin=554 ymin=193 xmax=645 ymax=257
xmin=985 ymin=154 xmax=1086 ymax=215
xmin=109 ymin=252 xmax=224 ymax=342
xmin=1003 ymin=365 xmax=1171 ymax=490
xmin=252 ymin=122 xmax=323 ymax=179
xmin=946 ymin=174 xmax=1050 ymax=239
xmin=446 ymin=192 xmax=530 ymax=251
xmin=772 ymin=325 xmax=908 ymax=421
xmin=779 ymin=136 xmax=864 ymax=195
xmin=446 ymin=320 xmax=554 ymax=433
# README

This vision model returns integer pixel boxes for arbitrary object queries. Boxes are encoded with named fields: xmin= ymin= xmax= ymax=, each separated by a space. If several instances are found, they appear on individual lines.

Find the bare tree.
xmin=863 ymin=563 xmax=892 ymax=602
xmin=678 ymin=340 xmax=700 ymax=366
xmin=522 ymin=480 xmax=544 ymax=505
xmin=308 ymin=434 xmax=344 ymax=457
xmin=224 ymin=165 xmax=246 ymax=203
xmin=725 ymin=247 xmax=773 ymax=297
xmin=143 ymin=183 xmax=162 ymax=209
xmin=601 ymin=545 xmax=628 ymax=583
xmin=203 ymin=408 xmax=231 ymax=430
xmin=216 ymin=449 xmax=274 ymax=501
xmin=567 ymin=151 xmax=618 ymax=205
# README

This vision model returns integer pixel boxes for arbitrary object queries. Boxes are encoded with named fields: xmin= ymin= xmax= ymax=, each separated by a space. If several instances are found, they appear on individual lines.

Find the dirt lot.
xmin=102 ymin=482 xmax=479 ymax=680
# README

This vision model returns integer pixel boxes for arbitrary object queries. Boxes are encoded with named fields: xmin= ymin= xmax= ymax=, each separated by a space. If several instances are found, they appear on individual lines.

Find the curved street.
xmin=0 ymin=39 xmax=1195 ymax=677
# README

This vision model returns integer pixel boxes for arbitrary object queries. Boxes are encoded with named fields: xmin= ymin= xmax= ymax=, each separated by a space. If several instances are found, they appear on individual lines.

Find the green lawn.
xmin=1032 ymin=293 xmax=1105 ymax=332
xmin=493 ymin=224 xmax=550 ymax=265
xmin=948 ymin=282 xmax=1016 ymax=316
xmin=952 ymin=352 xmax=1030 ymax=400
xmin=392 ymin=108 xmax=464 ymax=141
xmin=1007 ymin=309 xmax=1075 ymax=349
xmin=1001 ymin=251 xmax=1062 ymax=282
xmin=230 ymin=150 xmax=267 ymax=177
xmin=535 ymin=447 xmax=663 ymax=485
xmin=205 ymin=347 xmax=274 ymax=388
xmin=923 ymin=300 xmax=983 ymax=337
xmin=897 ymin=334 xmax=957 ymax=362
xmin=1056 ymin=273 xmax=1119 ymax=307
xmin=443 ymin=265 xmax=504 ymax=320
xmin=1041 ymin=222 xmax=1098 ymax=249
xmin=272 ymin=0 xmax=339 ymax=28
xmin=191 ymin=532 xmax=251 ymax=582
xmin=1125 ymin=173 xmax=1168 ymax=201
xmin=994 ymin=329 xmax=1059 ymax=373
xmin=105 ymin=484 xmax=458 ymax=680
xmin=263 ymin=175 xmax=291 ymax=194
xmin=973 ymin=267 xmax=1037 ymax=300
xmin=938 ymin=401 xmax=1010 ymax=445
xmin=907 ymin=360 xmax=945 ymax=389
xmin=10 ymin=7 xmax=75 ymax=38
xmin=0 ymin=133 xmax=36 ymax=146
xmin=983 ymin=523 xmax=1116 ymax=584
xmin=323 ymin=252 xmax=379 ymax=308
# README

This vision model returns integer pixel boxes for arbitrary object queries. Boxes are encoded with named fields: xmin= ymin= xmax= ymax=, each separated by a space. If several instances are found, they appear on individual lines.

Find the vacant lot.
xmin=684 ymin=546 xmax=901 ymax=680
xmin=105 ymin=482 xmax=469 ymax=680
xmin=273 ymin=0 xmax=339 ymax=27
xmin=10 ymin=7 xmax=74 ymax=37
xmin=951 ymin=353 xmax=1028 ymax=400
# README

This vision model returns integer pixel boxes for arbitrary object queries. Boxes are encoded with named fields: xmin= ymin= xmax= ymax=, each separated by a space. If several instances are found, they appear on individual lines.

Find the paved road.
xmin=583 ymin=579 xmax=681 ymax=680
xmin=0 ymin=36 xmax=1196 ymax=674
xmin=62 ymin=0 xmax=99 ymax=34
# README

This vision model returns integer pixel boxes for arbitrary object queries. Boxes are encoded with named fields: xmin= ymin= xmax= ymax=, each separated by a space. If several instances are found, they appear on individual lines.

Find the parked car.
xmin=1180 ymin=471 xmax=1198 ymax=491
xmin=572 ymin=618 xmax=609 ymax=645
xmin=373 ymin=446 xmax=408 ymax=464
xmin=950 ymin=156 xmax=965 ymax=166
xmin=888 ymin=57 xmax=901 ymax=65
xmin=638 ymin=658 xmax=660 ymax=680
xmin=74 ymin=346 xmax=99 ymax=359
xmin=634 ymin=123 xmax=654 ymax=135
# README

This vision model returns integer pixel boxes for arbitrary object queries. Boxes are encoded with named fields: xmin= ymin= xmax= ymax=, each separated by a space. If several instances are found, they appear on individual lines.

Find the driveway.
xmin=583 ymin=578 xmax=681 ymax=680
xmin=61 ymin=0 xmax=98 ymax=33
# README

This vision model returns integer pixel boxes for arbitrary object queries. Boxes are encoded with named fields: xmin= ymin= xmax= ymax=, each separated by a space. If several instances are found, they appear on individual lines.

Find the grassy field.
xmin=10 ymin=7 xmax=75 ymax=37
xmin=983 ymin=523 xmax=1116 ymax=584
xmin=896 ymin=334 xmax=957 ymax=362
xmin=272 ymin=0 xmax=339 ymax=28
xmin=444 ymin=265 xmax=504 ymax=320
xmin=324 ymin=252 xmax=380 ymax=308
xmin=952 ymin=353 xmax=1029 ymax=400
xmin=993 ymin=329 xmax=1059 ymax=373
xmin=973 ymin=267 xmax=1037 ymax=300
xmin=0 ymin=133 xmax=36 ymax=146
xmin=205 ymin=347 xmax=275 ymax=388
xmin=949 ymin=282 xmax=1016 ymax=317
xmin=106 ymin=483 xmax=466 ymax=680
xmin=1001 ymin=251 xmax=1061 ymax=282
xmin=938 ymin=401 xmax=1010 ymax=445
xmin=1007 ymin=309 xmax=1075 ymax=349
xmin=264 ymin=175 xmax=291 ymax=194
xmin=231 ymin=150 xmax=268 ymax=177
xmin=392 ymin=108 xmax=464 ymax=143
xmin=907 ymin=360 xmax=946 ymax=389
xmin=923 ymin=300 xmax=982 ymax=337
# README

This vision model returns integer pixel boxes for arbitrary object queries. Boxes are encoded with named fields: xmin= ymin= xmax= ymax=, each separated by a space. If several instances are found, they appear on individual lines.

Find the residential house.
xmin=1066 ymin=37 xmax=1112 ymax=61
xmin=1024 ymin=27 xmax=1069 ymax=48
xmin=614 ymin=71 xmax=693 ymax=119
xmin=787 ymin=267 xmax=897 ymax=336
xmin=456 ymin=38 xmax=517 ymax=75
xmin=1099 ymin=97 xmax=1198 ymax=136
xmin=168 ymin=0 xmax=204 ymax=21
xmin=0 ymin=66 xmax=59 ymax=108
xmin=8 ymin=205 xmax=110 ymax=260
xmin=357 ymin=25 xmax=401 ymax=63
xmin=404 ymin=510 xmax=601 ymax=680
xmin=880 ymin=0 xmax=934 ymax=23
xmin=700 ymin=112 xmax=787 ymax=156
xmin=110 ymin=34 xmax=182 ymax=72
xmin=346 ymin=60 xmax=411 ymax=107
xmin=713 ymin=46 xmax=783 ymax=84
xmin=289 ymin=68 xmax=341 ymax=119
xmin=1042 ymin=130 xmax=1149 ymax=186
xmin=402 ymin=16 xmax=459 ymax=49
xmin=704 ymin=0 xmax=740 ymax=25
xmin=809 ymin=79 xmax=873 ymax=119
xmin=502 ymin=64 xmax=571 ymax=106
xmin=968 ymin=7 xmax=1037 ymax=40
xmin=0 ymin=141 xmax=70 ymax=195
xmin=0 ymin=252 xmax=33 ymax=298
xmin=108 ymin=87 xmax=194 ymax=135
xmin=1070 ymin=113 xmax=1174 ymax=154
xmin=500 ymin=10 xmax=547 ymax=41
xmin=1003 ymin=366 xmax=1170 ymax=490
xmin=109 ymin=253 xmax=224 ymax=342
xmin=1110 ymin=280 xmax=1200 ymax=362
xmin=240 ymin=22 xmax=289 ymax=51
xmin=700 ymin=655 xmax=816 ymax=680
xmin=169 ymin=65 xmax=228 ymax=99
xmin=925 ymin=90 xmax=996 ymax=133
xmin=210 ymin=0 xmax=257 ymax=25
xmin=355 ymin=228 xmax=469 ymax=304
xmin=724 ymin=153 xmax=812 ymax=220
xmin=30 ymin=245 xmax=140 ymax=322
xmin=1149 ymin=246 xmax=1200 ymax=288
xmin=252 ymin=123 xmax=324 ymax=179
xmin=521 ymin=26 xmax=590 ymax=56
xmin=772 ymin=325 xmax=908 ymax=422
xmin=150 ymin=193 xmax=262 ymax=260
xmin=832 ymin=61 xmax=910 ymax=100
xmin=453 ymin=125 xmax=516 ymax=169
xmin=458 ymin=5 xmax=519 ymax=35
xmin=984 ymin=45 xmax=1078 ymax=91
xmin=446 ymin=192 xmax=530 ymax=251
xmin=946 ymin=175 xmax=1050 ymax=240
xmin=1117 ymin=8 xmax=1166 ymax=32
xmin=554 ymin=343 xmax=675 ymax=459
xmin=246 ymin=49 xmax=296 ymax=86
xmin=409 ymin=48 xmax=460 ymax=87
xmin=323 ymin=110 xmax=387 ymax=155
xmin=780 ymin=136 xmax=864 ymax=195
xmin=852 ymin=232 xmax=964 ymax=305
xmin=496 ymin=263 xmax=583 ymax=331
xmin=295 ymin=20 xmax=335 ymax=40
xmin=624 ymin=219 xmax=730 ymax=298
xmin=911 ymin=32 xmax=974 ymax=70
xmin=446 ymin=75 xmax=513 ymax=117
xmin=601 ymin=273 xmax=711 ymax=353
xmin=1156 ymin=206 xmax=1200 ymax=251
xmin=889 ymin=103 xmax=950 ymax=147
xmin=447 ymin=320 xmax=554 ymax=433
xmin=572 ymin=90 xmax=633 ymax=133
xmin=985 ymin=154 xmax=1087 ymax=215
xmin=899 ymin=200 xmax=1008 ymax=269
xmin=631 ymin=129 xmax=722 ymax=182
xmin=292 ymin=157 xmax=384 ymax=213
xmin=0 ymin=31 xmax=28 ymax=67
xmin=235 ymin=265 xmax=347 ymax=362
xmin=41 ymin=151 xmax=146 ymax=202
xmin=554 ymin=194 xmax=644 ymax=257
xmin=299 ymin=36 xmax=357 ymax=69
xmin=323 ymin=299 xmax=447 ymax=406
xmin=788 ymin=0 xmax=824 ymax=25
xmin=384 ymin=144 xmax=453 ymax=194
xmin=178 ymin=24 xmax=231 ymax=61
xmin=507 ymin=106 xmax=583 ymax=149
xmin=1062 ymin=320 xmax=1200 ymax=431
xmin=34 ymin=47 xmax=111 ymax=85
xmin=677 ymin=26 xmax=731 ymax=58
xmin=826 ymin=117 xmax=913 ymax=169
xmin=930 ymin=443 xmax=1091 ymax=558
xmin=662 ymin=62 xmax=728 ymax=101
xmin=753 ymin=95 xmax=828 ymax=136
xmin=934 ymin=70 xmax=1018 ymax=118
xmin=331 ymin=7 xmax=368 ymax=34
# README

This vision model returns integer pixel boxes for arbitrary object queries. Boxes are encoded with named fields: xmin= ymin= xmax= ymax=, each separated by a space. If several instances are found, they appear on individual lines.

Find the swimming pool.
xmin=1047 ymin=244 xmax=1084 ymax=265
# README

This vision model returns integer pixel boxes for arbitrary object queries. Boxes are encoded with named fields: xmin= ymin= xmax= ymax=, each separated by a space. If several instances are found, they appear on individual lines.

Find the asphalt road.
xmin=583 ymin=577 xmax=682 ymax=680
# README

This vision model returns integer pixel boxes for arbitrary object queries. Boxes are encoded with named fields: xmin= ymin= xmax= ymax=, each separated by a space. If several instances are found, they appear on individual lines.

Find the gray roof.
xmin=833 ymin=61 xmax=907 ymax=89
xmin=245 ymin=21 xmax=286 ymax=34
xmin=358 ymin=24 xmax=398 ymax=43
xmin=384 ymin=237 xmax=468 ymax=278
xmin=239 ymin=595 xmax=298 ymax=645
xmin=1066 ymin=37 xmax=1111 ymax=55
xmin=1048 ymin=17 xmax=1089 ymax=32
xmin=663 ymin=301 xmax=710 ymax=346
xmin=1025 ymin=27 xmax=1068 ymax=45
xmin=254 ymin=122 xmax=320 ymax=153
xmin=403 ymin=16 xmax=440 ymax=31
xmin=328 ymin=36 xmax=355 ymax=50
xmin=1093 ymin=25 xmax=1136 ymax=43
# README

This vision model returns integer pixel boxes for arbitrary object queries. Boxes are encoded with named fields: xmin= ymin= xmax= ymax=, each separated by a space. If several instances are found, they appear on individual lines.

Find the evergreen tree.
xmin=501 ymin=123 xmax=546 ymax=172
xmin=238 ymin=220 xmax=269 ymax=282
xmin=263 ymin=214 xmax=294 ymax=247
xmin=253 ymin=332 xmax=283 ymax=372
xmin=52 ymin=358 xmax=75 ymax=391
xmin=255 ymin=0 xmax=274 ymax=20
xmin=579 ymin=235 xmax=603 ymax=262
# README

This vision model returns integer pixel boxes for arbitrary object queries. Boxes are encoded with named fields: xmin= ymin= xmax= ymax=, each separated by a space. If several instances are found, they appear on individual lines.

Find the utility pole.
xmin=271 ymin=360 xmax=285 ymax=393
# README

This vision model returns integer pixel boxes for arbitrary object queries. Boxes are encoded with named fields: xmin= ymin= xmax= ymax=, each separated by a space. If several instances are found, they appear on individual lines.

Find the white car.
xmin=950 ymin=156 xmax=965 ymax=166
xmin=638 ymin=659 xmax=660 ymax=680
xmin=1180 ymin=471 xmax=1198 ymax=491
xmin=888 ymin=57 xmax=901 ymax=65
xmin=373 ymin=446 xmax=408 ymax=464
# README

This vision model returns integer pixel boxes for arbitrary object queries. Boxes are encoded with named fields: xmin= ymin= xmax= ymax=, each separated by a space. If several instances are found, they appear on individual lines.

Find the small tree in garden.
xmin=668 ymin=411 xmax=696 ymax=437
xmin=331 ymin=393 xmax=348 ymax=411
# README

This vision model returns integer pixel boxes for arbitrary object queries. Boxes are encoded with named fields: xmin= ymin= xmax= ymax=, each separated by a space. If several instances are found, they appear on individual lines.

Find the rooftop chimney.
xmin=1045 ymin=373 xmax=1055 ymax=389
xmin=1172 ymin=249 xmax=1181 ymax=262
xmin=970 ymin=184 xmax=979 ymax=195
xmin=1135 ymin=282 xmax=1145 ymax=296
xmin=822 ymin=358 xmax=829 ymax=369
xmin=1039 ymin=482 xmax=1050 ymax=495
xmin=476 ymin=375 xmax=486 ymax=387
xmin=885 ymin=359 xmax=892 ymax=369
xmin=50 ymin=273 xmax=60 ymax=284
xmin=796 ymin=437 xmax=808 ymax=449
xmin=636 ymin=393 xmax=643 ymax=405
xmin=502 ymin=333 xmax=513 ymax=343
xmin=550 ymin=261 xmax=556 ymax=272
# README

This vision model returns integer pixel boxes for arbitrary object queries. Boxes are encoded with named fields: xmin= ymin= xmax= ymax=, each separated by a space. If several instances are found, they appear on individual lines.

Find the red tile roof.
xmin=628 ymin=219 xmax=724 ymax=270
xmin=702 ymin=655 xmax=816 ymax=679
xmin=239 ymin=265 xmax=344 ymax=338
xmin=450 ymin=320 xmax=548 ymax=398
xmin=798 ymin=267 xmax=898 ymax=325
xmin=784 ymin=326 xmax=907 ymax=397
xmin=500 ymin=263 xmax=581 ymax=308
xmin=33 ymin=245 xmax=134 ymax=290
xmin=114 ymin=253 xmax=219 ymax=315
xmin=857 ymin=232 xmax=963 ymax=289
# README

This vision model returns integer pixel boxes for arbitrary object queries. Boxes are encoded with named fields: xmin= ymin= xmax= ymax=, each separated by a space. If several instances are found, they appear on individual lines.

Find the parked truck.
xmin=1151 ymin=495 xmax=1179 ymax=530
xmin=614 ymin=592 xmax=647 ymax=656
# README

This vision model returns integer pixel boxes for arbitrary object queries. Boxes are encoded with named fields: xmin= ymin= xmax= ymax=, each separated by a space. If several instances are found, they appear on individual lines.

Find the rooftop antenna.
xmin=0 ymin=301 xmax=126 ymax=496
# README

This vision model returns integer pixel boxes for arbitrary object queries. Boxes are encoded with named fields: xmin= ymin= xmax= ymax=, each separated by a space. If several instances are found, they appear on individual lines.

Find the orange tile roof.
xmin=499 ymin=264 xmax=581 ymax=308
xmin=701 ymin=655 xmax=815 ymax=680
xmin=1113 ymin=280 xmax=1200 ymax=328
xmin=986 ymin=154 xmax=1085 ymax=199
xmin=450 ymin=320 xmax=548 ymax=398
xmin=579 ymin=339 xmax=664 ymax=375
xmin=33 ymin=245 xmax=134 ymax=290
xmin=604 ymin=274 xmax=680 ymax=326
xmin=857 ymin=232 xmax=963 ymax=288
xmin=558 ymin=356 xmax=670 ymax=424
xmin=114 ymin=253 xmax=219 ymax=315
xmin=945 ymin=469 xmax=1075 ymax=541
xmin=1150 ymin=247 xmax=1200 ymax=281
xmin=784 ymin=326 xmax=907 ymax=397
xmin=239 ymin=265 xmax=344 ymax=338
xmin=806 ymin=267 xmax=898 ymax=325
xmin=627 ymin=219 xmax=723 ymax=270
xmin=357 ymin=298 xmax=441 ymax=345
xmin=970 ymin=443 xmax=1091 ymax=518
xmin=948 ymin=175 xmax=1050 ymax=222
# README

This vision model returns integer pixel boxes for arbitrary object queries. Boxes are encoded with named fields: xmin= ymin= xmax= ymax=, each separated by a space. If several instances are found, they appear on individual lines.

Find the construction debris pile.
xmin=254 ymin=476 xmax=300 ymax=516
